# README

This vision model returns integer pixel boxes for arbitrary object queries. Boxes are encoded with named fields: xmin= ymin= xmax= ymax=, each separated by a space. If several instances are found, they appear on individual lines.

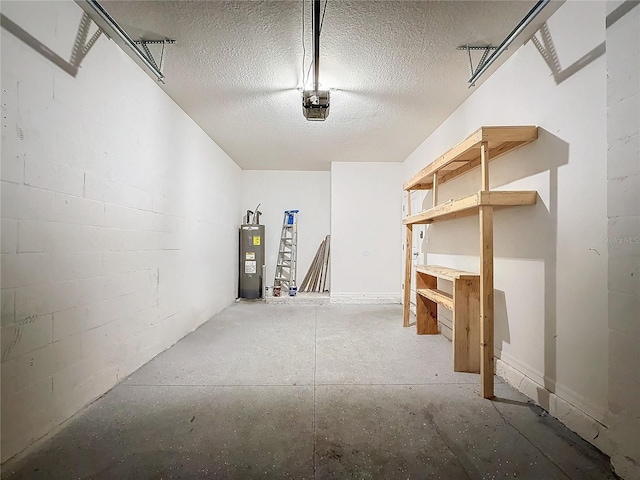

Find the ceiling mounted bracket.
xmin=75 ymin=0 xmax=175 ymax=83
xmin=302 ymin=0 xmax=330 ymax=121
xmin=457 ymin=45 xmax=499 ymax=86
xmin=134 ymin=39 xmax=176 ymax=80
xmin=459 ymin=0 xmax=551 ymax=88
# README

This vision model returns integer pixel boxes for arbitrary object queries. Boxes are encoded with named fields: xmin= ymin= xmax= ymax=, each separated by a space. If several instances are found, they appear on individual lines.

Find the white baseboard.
xmin=495 ymin=358 xmax=613 ymax=459
xmin=330 ymin=293 xmax=401 ymax=304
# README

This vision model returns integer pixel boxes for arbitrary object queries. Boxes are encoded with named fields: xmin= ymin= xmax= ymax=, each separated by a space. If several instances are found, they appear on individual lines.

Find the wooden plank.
xmin=480 ymin=125 xmax=538 ymax=143
xmin=481 ymin=190 xmax=538 ymax=206
xmin=403 ymin=191 xmax=537 ymax=225
xmin=416 ymin=265 xmax=478 ymax=281
xmin=410 ymin=183 xmax=432 ymax=190
xmin=415 ymin=270 xmax=430 ymax=290
xmin=403 ymin=224 xmax=413 ymax=327
xmin=415 ymin=277 xmax=438 ymax=335
xmin=310 ymin=238 xmax=326 ymax=292
xmin=453 ymin=278 xmax=480 ymax=373
xmin=481 ymin=141 xmax=489 ymax=191
xmin=300 ymin=241 xmax=322 ymax=292
xmin=404 ymin=127 xmax=485 ymax=189
xmin=317 ymin=238 xmax=327 ymax=291
xmin=403 ymin=128 xmax=483 ymax=190
xmin=467 ymin=278 xmax=481 ymax=374
xmin=316 ymin=238 xmax=326 ymax=291
xmin=416 ymin=288 xmax=454 ymax=311
xmin=479 ymin=205 xmax=494 ymax=398
xmin=416 ymin=294 xmax=439 ymax=334
xmin=439 ymin=140 xmax=528 ymax=186
xmin=308 ymin=239 xmax=325 ymax=292
xmin=440 ymin=160 xmax=468 ymax=171
xmin=403 ymin=126 xmax=538 ymax=191
xmin=404 ymin=193 xmax=481 ymax=224
xmin=426 ymin=207 xmax=484 ymax=224
xmin=321 ymin=235 xmax=330 ymax=292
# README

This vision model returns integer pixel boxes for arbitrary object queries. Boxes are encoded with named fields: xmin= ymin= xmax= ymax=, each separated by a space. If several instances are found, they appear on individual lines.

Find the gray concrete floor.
xmin=2 ymin=303 xmax=617 ymax=479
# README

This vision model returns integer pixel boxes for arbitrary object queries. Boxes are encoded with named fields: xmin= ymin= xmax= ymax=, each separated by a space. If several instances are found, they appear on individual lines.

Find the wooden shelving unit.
xmin=403 ymin=125 xmax=539 ymax=399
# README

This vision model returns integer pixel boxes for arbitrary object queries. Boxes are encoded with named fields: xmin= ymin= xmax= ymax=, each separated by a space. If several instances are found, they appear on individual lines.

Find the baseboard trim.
xmin=495 ymin=358 xmax=613 ymax=458
xmin=330 ymin=293 xmax=401 ymax=304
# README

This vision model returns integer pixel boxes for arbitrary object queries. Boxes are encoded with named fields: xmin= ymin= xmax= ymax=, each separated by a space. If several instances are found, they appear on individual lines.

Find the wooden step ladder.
xmin=274 ymin=210 xmax=299 ymax=295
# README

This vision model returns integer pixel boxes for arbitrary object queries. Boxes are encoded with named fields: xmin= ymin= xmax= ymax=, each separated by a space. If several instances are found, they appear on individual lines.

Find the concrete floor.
xmin=2 ymin=303 xmax=617 ymax=479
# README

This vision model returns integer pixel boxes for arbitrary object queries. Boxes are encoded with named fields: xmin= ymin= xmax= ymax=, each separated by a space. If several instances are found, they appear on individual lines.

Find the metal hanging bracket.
xmin=134 ymin=39 xmax=176 ymax=80
xmin=457 ymin=0 xmax=551 ymax=88
xmin=457 ymin=45 xmax=499 ymax=87
xmin=75 ymin=0 xmax=175 ymax=83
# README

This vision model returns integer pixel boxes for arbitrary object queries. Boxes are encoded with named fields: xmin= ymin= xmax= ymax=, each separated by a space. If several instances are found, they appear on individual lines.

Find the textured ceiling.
xmin=104 ymin=1 xmax=551 ymax=171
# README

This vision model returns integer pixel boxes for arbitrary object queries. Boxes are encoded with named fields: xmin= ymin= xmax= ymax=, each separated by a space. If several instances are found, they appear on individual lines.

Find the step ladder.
xmin=274 ymin=210 xmax=299 ymax=295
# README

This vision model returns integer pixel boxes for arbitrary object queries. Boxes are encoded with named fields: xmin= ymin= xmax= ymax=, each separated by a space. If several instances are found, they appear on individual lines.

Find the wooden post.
xmin=479 ymin=206 xmax=494 ymax=398
xmin=403 ymin=224 xmax=413 ymax=327
xmin=432 ymin=173 xmax=438 ymax=208
xmin=479 ymin=141 xmax=494 ymax=398
xmin=453 ymin=278 xmax=480 ymax=373
xmin=481 ymin=141 xmax=490 ymax=191
xmin=403 ymin=191 xmax=413 ymax=327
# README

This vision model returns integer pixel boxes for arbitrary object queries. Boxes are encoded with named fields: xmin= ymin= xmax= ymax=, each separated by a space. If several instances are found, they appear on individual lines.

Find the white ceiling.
xmin=103 ymin=1 xmax=553 ymax=171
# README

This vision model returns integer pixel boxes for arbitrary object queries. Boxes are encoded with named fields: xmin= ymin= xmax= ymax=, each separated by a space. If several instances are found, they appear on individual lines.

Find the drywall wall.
xmin=241 ymin=171 xmax=331 ymax=292
xmin=402 ymin=0 xmax=634 ymax=473
xmin=606 ymin=1 xmax=639 ymax=478
xmin=1 ymin=1 xmax=241 ymax=462
xmin=331 ymin=162 xmax=402 ymax=303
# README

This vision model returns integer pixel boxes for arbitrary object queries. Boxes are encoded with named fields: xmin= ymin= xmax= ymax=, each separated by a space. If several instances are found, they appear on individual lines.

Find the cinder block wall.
xmin=606 ymin=1 xmax=640 ymax=478
xmin=1 ymin=1 xmax=241 ymax=461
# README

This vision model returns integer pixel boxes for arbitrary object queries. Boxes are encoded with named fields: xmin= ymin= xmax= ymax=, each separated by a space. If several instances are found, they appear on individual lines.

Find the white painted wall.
xmin=606 ymin=1 xmax=640 ymax=478
xmin=1 ymin=1 xmax=241 ymax=462
xmin=330 ymin=162 xmax=402 ymax=303
xmin=241 ymin=171 xmax=330 ymax=291
xmin=402 ymin=0 xmax=626 ymax=471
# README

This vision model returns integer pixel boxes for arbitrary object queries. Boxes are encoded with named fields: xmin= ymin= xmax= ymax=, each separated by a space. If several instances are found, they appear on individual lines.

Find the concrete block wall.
xmin=606 ymin=1 xmax=640 ymax=477
xmin=1 ymin=1 xmax=241 ymax=461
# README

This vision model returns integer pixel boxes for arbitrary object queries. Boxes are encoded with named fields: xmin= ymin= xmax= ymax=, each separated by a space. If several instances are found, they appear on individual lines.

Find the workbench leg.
xmin=479 ymin=205 xmax=494 ymax=398
xmin=453 ymin=278 xmax=480 ymax=373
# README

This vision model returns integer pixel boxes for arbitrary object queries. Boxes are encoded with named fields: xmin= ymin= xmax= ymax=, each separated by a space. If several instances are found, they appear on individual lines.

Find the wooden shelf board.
xmin=416 ymin=265 xmax=479 ymax=281
xmin=403 ymin=126 xmax=538 ymax=191
xmin=403 ymin=191 xmax=537 ymax=225
xmin=417 ymin=288 xmax=454 ymax=311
